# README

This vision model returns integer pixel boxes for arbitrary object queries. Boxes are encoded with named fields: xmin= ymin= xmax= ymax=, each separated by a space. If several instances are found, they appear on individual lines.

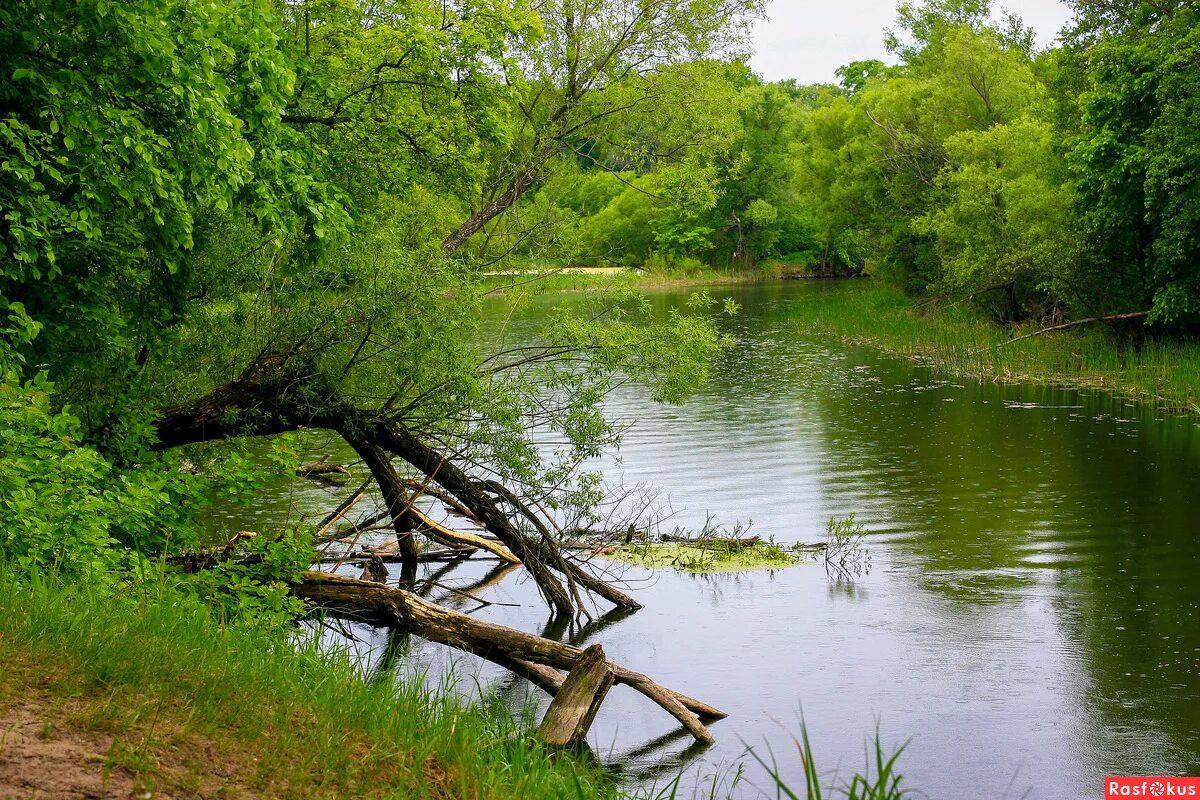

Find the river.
xmin=205 ymin=280 xmax=1200 ymax=798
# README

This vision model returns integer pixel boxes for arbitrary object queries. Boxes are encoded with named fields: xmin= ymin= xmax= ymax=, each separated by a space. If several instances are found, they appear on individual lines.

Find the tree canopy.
xmin=2 ymin=0 xmax=1199 ymax=622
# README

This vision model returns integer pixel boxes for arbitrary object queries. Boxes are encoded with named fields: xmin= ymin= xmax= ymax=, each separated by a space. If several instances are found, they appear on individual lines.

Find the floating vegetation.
xmin=601 ymin=540 xmax=813 ymax=573
xmin=592 ymin=518 xmax=827 ymax=574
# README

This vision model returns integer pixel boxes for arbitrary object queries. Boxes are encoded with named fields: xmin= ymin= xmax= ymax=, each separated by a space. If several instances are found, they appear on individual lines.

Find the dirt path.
xmin=0 ymin=701 xmax=139 ymax=800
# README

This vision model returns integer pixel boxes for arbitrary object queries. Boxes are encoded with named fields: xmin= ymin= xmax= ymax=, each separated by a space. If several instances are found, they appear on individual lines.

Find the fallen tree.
xmin=152 ymin=354 xmax=640 ymax=617
xmin=294 ymin=570 xmax=724 ymax=744
xmin=149 ymin=293 xmax=728 ymax=740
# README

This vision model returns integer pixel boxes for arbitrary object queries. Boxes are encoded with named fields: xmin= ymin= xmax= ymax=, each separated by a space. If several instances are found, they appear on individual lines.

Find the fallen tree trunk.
xmin=315 ymin=548 xmax=489 ymax=564
xmin=537 ymin=644 xmax=613 ymax=749
xmin=297 ymin=461 xmax=351 ymax=479
xmin=152 ymin=361 xmax=639 ymax=617
xmin=294 ymin=571 xmax=721 ymax=743
xmin=352 ymin=418 xmax=642 ymax=614
xmin=973 ymin=310 xmax=1152 ymax=354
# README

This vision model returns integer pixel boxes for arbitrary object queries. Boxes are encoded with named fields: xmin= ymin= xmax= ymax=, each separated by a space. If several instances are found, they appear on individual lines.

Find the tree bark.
xmin=441 ymin=171 xmax=536 ymax=254
xmin=346 ymin=439 xmax=420 ymax=569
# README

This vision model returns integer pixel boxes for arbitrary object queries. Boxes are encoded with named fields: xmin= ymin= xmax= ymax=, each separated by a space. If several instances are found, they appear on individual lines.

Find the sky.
xmin=749 ymin=0 xmax=1075 ymax=84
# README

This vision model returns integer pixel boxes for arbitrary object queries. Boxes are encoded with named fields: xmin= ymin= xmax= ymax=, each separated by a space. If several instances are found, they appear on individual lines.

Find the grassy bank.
xmin=792 ymin=281 xmax=1200 ymax=414
xmin=0 ymin=575 xmax=621 ymax=800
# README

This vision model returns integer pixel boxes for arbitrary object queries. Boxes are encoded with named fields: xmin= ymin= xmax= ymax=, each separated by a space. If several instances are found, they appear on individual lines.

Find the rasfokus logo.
xmin=1107 ymin=777 xmax=1200 ymax=798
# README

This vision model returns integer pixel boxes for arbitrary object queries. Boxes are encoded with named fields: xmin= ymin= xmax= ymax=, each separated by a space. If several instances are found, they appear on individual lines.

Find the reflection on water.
xmin=207 ymin=281 xmax=1200 ymax=799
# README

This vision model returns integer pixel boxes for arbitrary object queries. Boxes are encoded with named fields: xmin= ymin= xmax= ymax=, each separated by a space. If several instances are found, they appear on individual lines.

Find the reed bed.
xmin=792 ymin=281 xmax=1200 ymax=415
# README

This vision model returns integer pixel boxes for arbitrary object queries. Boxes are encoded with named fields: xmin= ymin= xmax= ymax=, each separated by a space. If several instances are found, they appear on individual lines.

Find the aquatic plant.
xmin=748 ymin=718 xmax=910 ymax=800
xmin=794 ymin=282 xmax=1200 ymax=416
xmin=824 ymin=514 xmax=871 ymax=581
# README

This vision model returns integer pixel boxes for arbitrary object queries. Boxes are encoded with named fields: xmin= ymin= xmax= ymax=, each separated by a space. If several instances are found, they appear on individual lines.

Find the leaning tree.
xmin=1 ymin=0 xmax=757 ymax=742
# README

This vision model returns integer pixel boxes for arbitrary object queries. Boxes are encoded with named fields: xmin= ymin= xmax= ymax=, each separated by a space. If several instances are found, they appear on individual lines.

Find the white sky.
xmin=749 ymin=0 xmax=1075 ymax=84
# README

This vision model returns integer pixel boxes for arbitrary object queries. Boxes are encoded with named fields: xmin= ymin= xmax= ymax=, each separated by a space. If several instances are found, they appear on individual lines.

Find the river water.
xmin=206 ymin=281 xmax=1200 ymax=798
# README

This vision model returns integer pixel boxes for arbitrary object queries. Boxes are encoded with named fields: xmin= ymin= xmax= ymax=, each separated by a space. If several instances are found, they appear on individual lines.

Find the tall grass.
xmin=747 ymin=719 xmax=909 ymax=800
xmin=0 ymin=571 xmax=923 ymax=799
xmin=0 ymin=573 xmax=623 ymax=799
xmin=792 ymin=281 xmax=1200 ymax=415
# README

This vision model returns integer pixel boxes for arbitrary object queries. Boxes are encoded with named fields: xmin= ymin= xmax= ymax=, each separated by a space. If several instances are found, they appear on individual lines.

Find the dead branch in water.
xmin=294 ymin=570 xmax=722 ymax=744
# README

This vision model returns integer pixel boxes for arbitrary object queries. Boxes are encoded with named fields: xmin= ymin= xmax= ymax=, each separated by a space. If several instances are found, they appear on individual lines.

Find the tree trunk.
xmin=152 ymin=369 xmax=634 ymax=616
xmin=346 ymin=438 xmax=420 ymax=569
xmin=403 ymin=506 xmax=521 ymax=564
xmin=348 ymin=418 xmax=606 ymax=616
xmin=441 ymin=171 xmax=536 ymax=254
xmin=537 ymin=644 xmax=614 ymax=749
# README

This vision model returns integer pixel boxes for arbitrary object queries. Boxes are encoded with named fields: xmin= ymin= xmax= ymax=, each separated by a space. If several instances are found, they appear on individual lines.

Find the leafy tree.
xmin=710 ymin=83 xmax=814 ymax=265
xmin=915 ymin=117 xmax=1081 ymax=319
xmin=0 ymin=0 xmax=345 ymax=396
xmin=1066 ymin=0 xmax=1200 ymax=324
xmin=442 ymin=0 xmax=766 ymax=253
xmin=795 ymin=3 xmax=1047 ymax=290
xmin=0 ymin=0 xmax=742 ymax=623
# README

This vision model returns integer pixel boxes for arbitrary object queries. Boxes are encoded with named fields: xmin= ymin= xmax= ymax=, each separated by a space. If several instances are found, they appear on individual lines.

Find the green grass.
xmin=749 ymin=719 xmax=910 ymax=800
xmin=600 ymin=540 xmax=807 ymax=573
xmin=792 ymin=281 xmax=1200 ymax=415
xmin=0 ymin=573 xmax=624 ymax=799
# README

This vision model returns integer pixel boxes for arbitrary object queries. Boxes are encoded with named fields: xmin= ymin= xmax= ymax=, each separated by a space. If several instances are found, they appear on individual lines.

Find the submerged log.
xmin=297 ymin=461 xmax=351 ymax=479
xmin=294 ymin=571 xmax=721 ymax=743
xmin=537 ymin=644 xmax=614 ymax=749
xmin=661 ymin=534 xmax=761 ymax=551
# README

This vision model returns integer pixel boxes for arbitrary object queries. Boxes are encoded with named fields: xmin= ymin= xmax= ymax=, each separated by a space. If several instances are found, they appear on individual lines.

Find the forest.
xmin=2 ymin=0 xmax=1198 ymax=797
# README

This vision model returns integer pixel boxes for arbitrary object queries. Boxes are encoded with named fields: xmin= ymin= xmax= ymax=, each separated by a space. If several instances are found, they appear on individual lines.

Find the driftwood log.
xmin=297 ymin=461 xmax=351 ymax=479
xmin=294 ymin=570 xmax=723 ymax=744
xmin=404 ymin=506 xmax=521 ymax=564
xmin=537 ymin=644 xmax=614 ymax=748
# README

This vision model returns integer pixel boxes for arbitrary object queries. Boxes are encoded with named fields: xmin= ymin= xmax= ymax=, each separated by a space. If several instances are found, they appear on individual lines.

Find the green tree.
xmin=441 ymin=0 xmax=765 ymax=254
xmin=0 ymin=0 xmax=345 ymax=394
xmin=1066 ymin=0 xmax=1200 ymax=324
xmin=794 ymin=2 xmax=1048 ymax=291
xmin=915 ymin=117 xmax=1081 ymax=319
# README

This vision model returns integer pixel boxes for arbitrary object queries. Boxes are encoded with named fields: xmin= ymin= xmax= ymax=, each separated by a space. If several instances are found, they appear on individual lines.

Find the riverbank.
xmin=0 ymin=576 xmax=622 ymax=800
xmin=480 ymin=263 xmax=784 ymax=294
xmin=487 ymin=270 xmax=1200 ymax=414
xmin=788 ymin=282 xmax=1200 ymax=415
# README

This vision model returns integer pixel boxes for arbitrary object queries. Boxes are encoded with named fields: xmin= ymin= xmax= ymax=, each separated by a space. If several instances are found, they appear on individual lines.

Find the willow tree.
xmin=1 ymin=0 xmax=742 ymax=620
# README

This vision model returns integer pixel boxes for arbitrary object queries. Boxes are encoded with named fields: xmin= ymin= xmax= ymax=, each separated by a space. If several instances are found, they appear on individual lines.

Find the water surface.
xmin=209 ymin=281 xmax=1200 ymax=798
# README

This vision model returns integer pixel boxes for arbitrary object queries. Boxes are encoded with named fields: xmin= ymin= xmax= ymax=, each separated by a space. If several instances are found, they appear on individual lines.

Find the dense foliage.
xmin=496 ymin=0 xmax=1200 ymax=329
xmin=0 ymin=0 xmax=754 ymax=619
xmin=2 ymin=0 xmax=1198 ymax=618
